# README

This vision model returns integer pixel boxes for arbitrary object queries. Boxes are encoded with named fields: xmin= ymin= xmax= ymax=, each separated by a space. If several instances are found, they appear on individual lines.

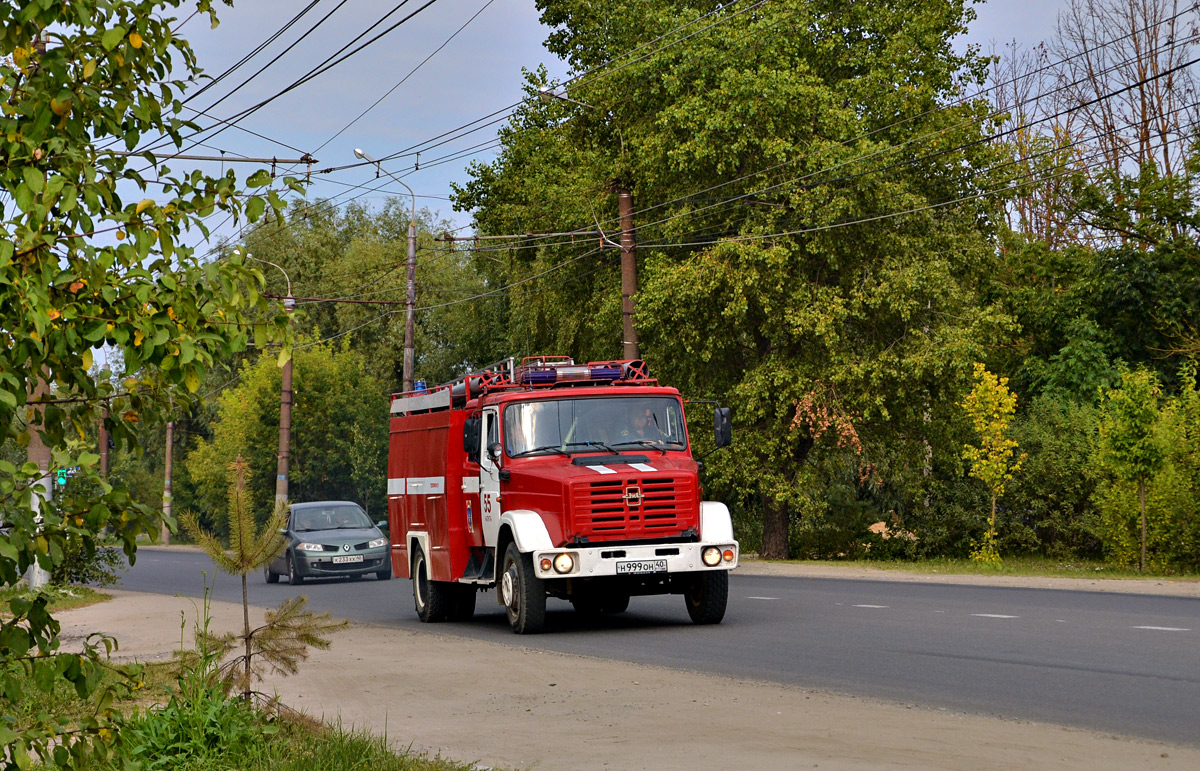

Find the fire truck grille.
xmin=570 ymin=476 xmax=696 ymax=540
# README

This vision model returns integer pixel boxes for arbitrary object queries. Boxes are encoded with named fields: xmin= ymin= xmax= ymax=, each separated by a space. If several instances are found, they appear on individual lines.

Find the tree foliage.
xmin=0 ymin=0 xmax=297 ymax=764
xmin=961 ymin=363 xmax=1024 ymax=565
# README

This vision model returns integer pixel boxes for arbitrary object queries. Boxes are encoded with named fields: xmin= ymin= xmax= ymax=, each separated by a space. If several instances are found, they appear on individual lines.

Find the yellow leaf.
xmin=13 ymin=47 xmax=27 ymax=68
xmin=133 ymin=329 xmax=144 ymax=346
xmin=48 ymin=308 xmax=61 ymax=321
xmin=123 ymin=377 xmax=137 ymax=389
xmin=82 ymin=349 xmax=93 ymax=370
xmin=36 ymin=536 xmax=47 ymax=554
xmin=83 ymin=59 xmax=97 ymax=78
xmin=129 ymin=32 xmax=143 ymax=49
xmin=50 ymin=97 xmax=71 ymax=116
xmin=115 ymin=230 xmax=125 ymax=240
xmin=29 ymin=330 xmax=39 ymax=342
xmin=135 ymin=199 xmax=154 ymax=215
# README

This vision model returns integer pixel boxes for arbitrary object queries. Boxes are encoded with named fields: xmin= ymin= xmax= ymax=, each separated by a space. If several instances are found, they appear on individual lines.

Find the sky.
xmin=168 ymin=0 xmax=1072 ymax=254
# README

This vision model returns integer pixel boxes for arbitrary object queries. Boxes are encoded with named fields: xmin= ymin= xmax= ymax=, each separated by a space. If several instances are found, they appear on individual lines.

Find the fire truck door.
xmin=479 ymin=408 xmax=502 ymax=547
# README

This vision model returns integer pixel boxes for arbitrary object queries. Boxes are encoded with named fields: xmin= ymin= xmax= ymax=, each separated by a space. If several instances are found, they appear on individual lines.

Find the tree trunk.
xmin=1138 ymin=478 xmax=1147 ymax=572
xmin=760 ymin=493 xmax=789 ymax=560
xmin=242 ymin=573 xmax=252 ymax=700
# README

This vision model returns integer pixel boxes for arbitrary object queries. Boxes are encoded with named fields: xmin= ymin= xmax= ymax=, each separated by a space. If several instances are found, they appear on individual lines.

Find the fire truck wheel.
xmin=684 ymin=571 xmax=728 ymax=625
xmin=450 ymin=585 xmax=476 ymax=621
xmin=287 ymin=554 xmax=305 ymax=586
xmin=501 ymin=542 xmax=545 ymax=634
xmin=264 ymin=564 xmax=279 ymax=584
xmin=604 ymin=593 xmax=630 ymax=614
xmin=412 ymin=547 xmax=451 ymax=622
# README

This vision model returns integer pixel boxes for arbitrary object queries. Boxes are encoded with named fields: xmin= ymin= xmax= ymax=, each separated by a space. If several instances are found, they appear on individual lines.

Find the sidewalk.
xmin=56 ymin=582 xmax=1200 ymax=771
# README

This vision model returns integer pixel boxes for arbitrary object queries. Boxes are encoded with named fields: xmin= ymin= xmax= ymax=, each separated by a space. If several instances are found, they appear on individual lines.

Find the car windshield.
xmin=291 ymin=504 xmax=372 ymax=532
xmin=504 ymin=396 xmax=687 ymax=457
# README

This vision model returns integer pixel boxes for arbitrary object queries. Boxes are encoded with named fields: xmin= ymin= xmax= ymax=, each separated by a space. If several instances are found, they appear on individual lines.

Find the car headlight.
xmin=552 ymin=553 xmax=575 ymax=574
xmin=368 ymin=538 xmax=387 ymax=549
xmin=701 ymin=546 xmax=722 ymax=567
xmin=297 ymin=542 xmax=325 ymax=552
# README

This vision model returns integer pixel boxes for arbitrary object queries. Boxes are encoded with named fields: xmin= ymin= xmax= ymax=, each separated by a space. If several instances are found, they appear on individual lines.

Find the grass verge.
xmin=0 ymin=583 xmax=111 ymax=612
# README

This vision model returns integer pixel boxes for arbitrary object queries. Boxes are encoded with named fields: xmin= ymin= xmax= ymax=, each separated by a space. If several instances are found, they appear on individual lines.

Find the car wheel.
xmin=500 ymin=542 xmax=545 ymax=634
xmin=684 ymin=571 xmax=728 ymax=625
xmin=264 ymin=563 xmax=279 ymax=584
xmin=287 ymin=553 xmax=304 ymax=586
xmin=412 ymin=547 xmax=451 ymax=622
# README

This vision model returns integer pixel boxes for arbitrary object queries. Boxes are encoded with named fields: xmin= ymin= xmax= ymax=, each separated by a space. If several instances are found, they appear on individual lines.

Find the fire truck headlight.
xmin=702 ymin=546 xmax=722 ymax=567
xmin=297 ymin=543 xmax=325 ymax=552
xmin=552 ymin=553 xmax=575 ymax=574
xmin=368 ymin=538 xmax=387 ymax=549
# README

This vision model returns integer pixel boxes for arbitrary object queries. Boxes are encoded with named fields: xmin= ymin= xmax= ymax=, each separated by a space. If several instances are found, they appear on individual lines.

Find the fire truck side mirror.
xmin=714 ymin=407 xmax=732 ymax=448
xmin=463 ymin=418 xmax=481 ymax=458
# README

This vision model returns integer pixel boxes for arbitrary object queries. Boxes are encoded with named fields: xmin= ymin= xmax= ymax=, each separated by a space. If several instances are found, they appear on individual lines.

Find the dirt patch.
xmin=58 ymin=590 xmax=1200 ymax=771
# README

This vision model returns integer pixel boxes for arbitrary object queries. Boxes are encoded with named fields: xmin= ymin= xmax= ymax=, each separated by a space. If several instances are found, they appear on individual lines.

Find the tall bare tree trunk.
xmin=1138 ymin=478 xmax=1147 ymax=572
xmin=242 ymin=573 xmax=252 ymax=700
xmin=760 ymin=493 xmax=789 ymax=560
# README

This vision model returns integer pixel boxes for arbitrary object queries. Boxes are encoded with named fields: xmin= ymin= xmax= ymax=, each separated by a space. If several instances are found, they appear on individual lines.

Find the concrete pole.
xmin=26 ymin=377 xmax=51 ymax=588
xmin=161 ymin=420 xmax=173 ymax=544
xmin=275 ymin=295 xmax=295 ymax=506
xmin=617 ymin=186 xmax=640 ymax=360
xmin=404 ymin=217 xmax=416 ymax=393
xmin=99 ymin=407 xmax=109 ymax=478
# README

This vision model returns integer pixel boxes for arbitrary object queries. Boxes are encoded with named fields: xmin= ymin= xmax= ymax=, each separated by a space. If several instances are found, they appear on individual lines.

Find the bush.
xmin=52 ymin=541 xmax=126 ymax=587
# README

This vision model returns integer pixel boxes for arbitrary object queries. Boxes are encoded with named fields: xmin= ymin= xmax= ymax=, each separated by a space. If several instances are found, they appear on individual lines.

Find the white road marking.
xmin=1133 ymin=626 xmax=1190 ymax=632
xmin=972 ymin=614 xmax=1019 ymax=619
xmin=854 ymin=604 xmax=889 ymax=608
xmin=746 ymin=596 xmax=779 ymax=601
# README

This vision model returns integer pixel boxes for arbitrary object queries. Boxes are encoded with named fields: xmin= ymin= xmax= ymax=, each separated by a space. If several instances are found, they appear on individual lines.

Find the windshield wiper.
xmin=562 ymin=440 xmax=618 ymax=454
xmin=510 ymin=444 xmax=568 ymax=458
xmin=610 ymin=439 xmax=680 ymax=455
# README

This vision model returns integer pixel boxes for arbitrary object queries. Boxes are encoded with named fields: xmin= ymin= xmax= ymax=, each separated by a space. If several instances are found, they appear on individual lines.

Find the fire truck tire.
xmin=501 ymin=542 xmax=545 ymax=634
xmin=412 ymin=547 xmax=451 ymax=622
xmin=450 ymin=585 xmax=476 ymax=621
xmin=264 ymin=564 xmax=279 ymax=584
xmin=684 ymin=571 xmax=728 ymax=625
xmin=604 ymin=593 xmax=631 ymax=614
xmin=287 ymin=554 xmax=305 ymax=586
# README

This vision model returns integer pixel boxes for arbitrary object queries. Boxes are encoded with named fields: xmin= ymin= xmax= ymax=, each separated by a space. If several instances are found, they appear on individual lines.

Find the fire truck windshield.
xmin=504 ymin=396 xmax=687 ymax=458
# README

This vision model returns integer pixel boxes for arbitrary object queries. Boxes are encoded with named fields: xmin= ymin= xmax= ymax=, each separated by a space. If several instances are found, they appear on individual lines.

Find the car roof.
xmin=290 ymin=501 xmax=361 ymax=510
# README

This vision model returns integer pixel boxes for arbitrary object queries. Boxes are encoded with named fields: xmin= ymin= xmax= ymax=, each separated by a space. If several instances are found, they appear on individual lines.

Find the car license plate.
xmin=331 ymin=554 xmax=363 ymax=564
xmin=616 ymin=559 xmax=667 ymax=575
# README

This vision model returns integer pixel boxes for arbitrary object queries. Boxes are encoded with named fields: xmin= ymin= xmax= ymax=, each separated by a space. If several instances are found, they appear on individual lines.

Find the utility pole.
xmin=26 ymin=377 xmax=51 ymax=588
xmin=354 ymin=148 xmax=417 ymax=391
xmin=616 ymin=185 xmax=640 ymax=360
xmin=275 ymin=293 xmax=295 ymax=506
xmin=250 ymin=257 xmax=295 ymax=507
xmin=162 ymin=419 xmax=173 ymax=544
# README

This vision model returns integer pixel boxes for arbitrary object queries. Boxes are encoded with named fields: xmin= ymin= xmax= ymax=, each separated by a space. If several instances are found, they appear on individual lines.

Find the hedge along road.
xmin=116 ymin=547 xmax=1200 ymax=748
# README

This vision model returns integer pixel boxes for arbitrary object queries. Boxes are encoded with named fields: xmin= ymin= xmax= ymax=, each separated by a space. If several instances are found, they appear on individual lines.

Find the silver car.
xmin=265 ymin=501 xmax=392 ymax=585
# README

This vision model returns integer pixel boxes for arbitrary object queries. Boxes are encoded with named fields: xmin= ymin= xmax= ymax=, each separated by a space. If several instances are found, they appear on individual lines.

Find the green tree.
xmin=0 ymin=0 xmax=296 ymax=764
xmin=960 ymin=363 xmax=1024 ymax=566
xmin=1096 ymin=369 xmax=1165 ymax=571
xmin=186 ymin=341 xmax=387 ymax=527
xmin=455 ymin=1 xmax=1010 ymax=557
xmin=182 ymin=457 xmax=344 ymax=700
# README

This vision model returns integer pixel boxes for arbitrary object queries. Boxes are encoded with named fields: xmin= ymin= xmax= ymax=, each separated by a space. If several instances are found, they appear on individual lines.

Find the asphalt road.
xmin=117 ymin=549 xmax=1200 ymax=746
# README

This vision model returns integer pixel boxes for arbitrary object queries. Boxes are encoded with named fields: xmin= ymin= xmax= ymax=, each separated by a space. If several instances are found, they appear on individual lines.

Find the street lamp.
xmin=534 ymin=88 xmax=639 ymax=360
xmin=354 ymin=147 xmax=418 ymax=392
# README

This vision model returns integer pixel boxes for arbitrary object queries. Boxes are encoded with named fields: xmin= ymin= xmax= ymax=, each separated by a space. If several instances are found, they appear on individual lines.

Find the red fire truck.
xmin=386 ymin=356 xmax=738 ymax=634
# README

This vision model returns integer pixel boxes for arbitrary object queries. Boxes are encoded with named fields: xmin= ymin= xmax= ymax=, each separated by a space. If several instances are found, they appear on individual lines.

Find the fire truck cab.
xmin=386 ymin=357 xmax=738 ymax=634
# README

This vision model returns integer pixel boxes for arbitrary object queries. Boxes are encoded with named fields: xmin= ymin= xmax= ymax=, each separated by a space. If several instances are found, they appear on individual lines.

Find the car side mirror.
xmin=374 ymin=519 xmax=387 ymax=530
xmin=464 ymin=417 xmax=481 ymax=456
xmin=278 ymin=527 xmax=288 ymax=535
xmin=714 ymin=407 xmax=732 ymax=448
xmin=487 ymin=441 xmax=504 ymax=463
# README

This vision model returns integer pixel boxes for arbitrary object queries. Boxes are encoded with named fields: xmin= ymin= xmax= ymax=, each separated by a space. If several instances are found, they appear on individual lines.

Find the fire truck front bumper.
xmin=531 ymin=541 xmax=738 ymax=580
